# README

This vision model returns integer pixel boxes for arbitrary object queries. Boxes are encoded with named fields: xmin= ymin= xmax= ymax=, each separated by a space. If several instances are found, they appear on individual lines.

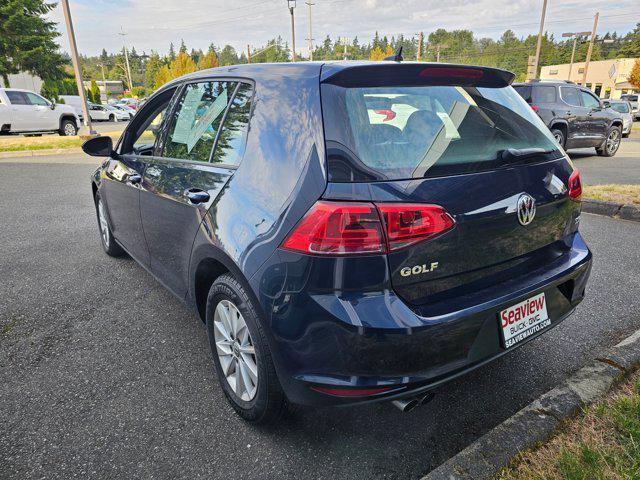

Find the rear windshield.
xmin=322 ymin=84 xmax=560 ymax=182
xmin=621 ymin=95 xmax=637 ymax=101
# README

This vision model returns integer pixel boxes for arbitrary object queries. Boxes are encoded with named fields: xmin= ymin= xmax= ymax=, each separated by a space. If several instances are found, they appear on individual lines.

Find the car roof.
xmin=159 ymin=61 xmax=515 ymax=91
xmin=0 ymin=88 xmax=37 ymax=93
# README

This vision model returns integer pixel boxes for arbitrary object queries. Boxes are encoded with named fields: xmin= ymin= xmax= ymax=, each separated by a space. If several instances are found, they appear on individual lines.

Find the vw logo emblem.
xmin=517 ymin=194 xmax=536 ymax=226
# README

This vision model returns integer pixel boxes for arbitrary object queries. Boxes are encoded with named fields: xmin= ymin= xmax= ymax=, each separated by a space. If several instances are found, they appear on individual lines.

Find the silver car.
xmin=605 ymin=100 xmax=633 ymax=138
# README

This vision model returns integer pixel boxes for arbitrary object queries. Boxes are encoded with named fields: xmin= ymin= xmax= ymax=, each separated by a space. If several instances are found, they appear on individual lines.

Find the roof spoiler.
xmin=321 ymin=63 xmax=515 ymax=88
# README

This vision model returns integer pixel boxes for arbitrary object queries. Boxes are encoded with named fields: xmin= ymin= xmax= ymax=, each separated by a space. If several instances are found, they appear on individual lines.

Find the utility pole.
xmin=305 ymin=1 xmax=314 ymax=61
xmin=247 ymin=45 xmax=252 ymax=64
xmin=562 ymin=31 xmax=591 ymax=82
xmin=119 ymin=27 xmax=133 ymax=93
xmin=582 ymin=12 xmax=599 ymax=86
xmin=427 ymin=43 xmax=447 ymax=62
xmin=531 ymin=0 xmax=548 ymax=80
xmin=287 ymin=1 xmax=297 ymax=62
xmin=60 ymin=0 xmax=95 ymax=135
xmin=417 ymin=32 xmax=423 ymax=62
xmin=97 ymin=63 xmax=106 ymax=102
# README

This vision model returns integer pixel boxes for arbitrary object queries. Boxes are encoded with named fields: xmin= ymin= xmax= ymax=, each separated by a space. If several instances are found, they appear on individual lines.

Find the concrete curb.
xmin=582 ymin=199 xmax=640 ymax=222
xmin=0 ymin=147 xmax=82 ymax=159
xmin=423 ymin=327 xmax=640 ymax=480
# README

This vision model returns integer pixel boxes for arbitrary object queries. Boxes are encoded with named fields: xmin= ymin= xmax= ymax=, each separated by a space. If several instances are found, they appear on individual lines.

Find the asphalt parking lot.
xmin=569 ymin=130 xmax=640 ymax=184
xmin=1 ymin=147 xmax=640 ymax=479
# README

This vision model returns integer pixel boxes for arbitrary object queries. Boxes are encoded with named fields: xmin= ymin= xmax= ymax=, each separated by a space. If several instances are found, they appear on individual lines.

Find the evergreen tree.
xmin=168 ymin=42 xmax=176 ymax=61
xmin=90 ymin=79 xmax=101 ymax=104
xmin=0 ymin=0 xmax=66 ymax=87
xmin=144 ymin=51 xmax=162 ymax=91
xmin=179 ymin=39 xmax=187 ymax=54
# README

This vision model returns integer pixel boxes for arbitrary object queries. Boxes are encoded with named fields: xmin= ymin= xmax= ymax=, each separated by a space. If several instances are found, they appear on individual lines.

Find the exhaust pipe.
xmin=391 ymin=392 xmax=435 ymax=412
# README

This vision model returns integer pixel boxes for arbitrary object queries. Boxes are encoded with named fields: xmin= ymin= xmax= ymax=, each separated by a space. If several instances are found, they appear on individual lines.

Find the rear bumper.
xmin=252 ymin=232 xmax=592 ymax=407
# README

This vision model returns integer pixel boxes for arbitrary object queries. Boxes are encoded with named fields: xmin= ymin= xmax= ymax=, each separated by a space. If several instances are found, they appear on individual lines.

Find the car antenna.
xmin=384 ymin=46 xmax=403 ymax=62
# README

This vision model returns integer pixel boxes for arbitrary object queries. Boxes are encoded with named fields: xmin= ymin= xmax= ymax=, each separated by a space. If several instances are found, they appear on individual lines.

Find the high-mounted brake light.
xmin=419 ymin=67 xmax=484 ymax=79
xmin=568 ymin=170 xmax=582 ymax=201
xmin=281 ymin=201 xmax=455 ymax=256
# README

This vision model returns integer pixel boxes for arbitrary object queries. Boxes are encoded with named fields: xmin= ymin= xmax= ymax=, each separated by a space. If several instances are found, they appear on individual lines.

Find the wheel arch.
xmin=189 ymin=245 xmax=260 ymax=324
xmin=59 ymin=114 xmax=77 ymax=129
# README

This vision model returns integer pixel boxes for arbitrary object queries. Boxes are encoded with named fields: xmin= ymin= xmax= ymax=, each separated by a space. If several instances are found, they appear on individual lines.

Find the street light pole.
xmin=60 ymin=0 xmax=95 ymax=135
xmin=287 ymin=1 xmax=297 ymax=62
xmin=305 ymin=1 xmax=314 ymax=61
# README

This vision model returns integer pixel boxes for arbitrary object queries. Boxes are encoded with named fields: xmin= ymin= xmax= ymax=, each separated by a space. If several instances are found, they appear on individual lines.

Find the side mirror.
xmin=603 ymin=101 xmax=611 ymax=108
xmin=82 ymin=136 xmax=114 ymax=157
xmin=50 ymin=100 xmax=56 ymax=110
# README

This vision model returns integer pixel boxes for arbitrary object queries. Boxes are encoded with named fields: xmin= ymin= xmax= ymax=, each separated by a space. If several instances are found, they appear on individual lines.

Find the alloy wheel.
xmin=606 ymin=129 xmax=620 ymax=155
xmin=64 ymin=123 xmax=76 ymax=136
xmin=97 ymin=199 xmax=110 ymax=248
xmin=553 ymin=132 xmax=563 ymax=144
xmin=213 ymin=299 xmax=258 ymax=401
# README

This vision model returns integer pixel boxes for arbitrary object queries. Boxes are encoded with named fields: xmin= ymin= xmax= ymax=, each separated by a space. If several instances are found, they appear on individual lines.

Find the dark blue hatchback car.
xmin=84 ymin=62 xmax=592 ymax=423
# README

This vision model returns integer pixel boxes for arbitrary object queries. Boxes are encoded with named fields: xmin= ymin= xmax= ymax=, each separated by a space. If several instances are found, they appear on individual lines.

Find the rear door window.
xmin=322 ymin=84 xmax=559 ymax=181
xmin=5 ymin=91 xmax=29 ymax=105
xmin=560 ymin=87 xmax=582 ymax=107
xmin=163 ymin=81 xmax=236 ymax=162
xmin=532 ymin=86 xmax=556 ymax=103
xmin=211 ymin=82 xmax=253 ymax=166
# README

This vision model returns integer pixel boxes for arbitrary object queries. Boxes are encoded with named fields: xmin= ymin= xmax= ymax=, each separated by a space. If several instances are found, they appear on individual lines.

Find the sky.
xmin=48 ymin=0 xmax=639 ymax=57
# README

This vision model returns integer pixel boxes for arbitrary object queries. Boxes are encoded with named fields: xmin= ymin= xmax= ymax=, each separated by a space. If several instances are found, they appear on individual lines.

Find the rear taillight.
xmin=281 ymin=201 xmax=455 ymax=255
xmin=568 ymin=170 xmax=582 ymax=201
xmin=377 ymin=203 xmax=455 ymax=251
xmin=281 ymin=201 xmax=385 ymax=255
xmin=530 ymin=104 xmax=539 ymax=112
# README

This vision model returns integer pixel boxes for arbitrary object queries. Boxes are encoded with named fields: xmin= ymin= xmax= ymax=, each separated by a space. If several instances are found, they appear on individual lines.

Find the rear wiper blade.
xmin=499 ymin=148 xmax=557 ymax=164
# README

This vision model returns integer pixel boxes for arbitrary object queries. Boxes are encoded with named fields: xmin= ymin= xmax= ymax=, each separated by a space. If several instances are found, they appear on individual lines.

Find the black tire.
xmin=551 ymin=128 xmax=565 ymax=148
xmin=205 ymin=273 xmax=287 ymax=424
xmin=58 ymin=119 xmax=78 ymax=136
xmin=94 ymin=192 xmax=125 ymax=257
xmin=596 ymin=125 xmax=622 ymax=157
xmin=622 ymin=132 xmax=629 ymax=138
xmin=108 ymin=114 xmax=115 ymax=122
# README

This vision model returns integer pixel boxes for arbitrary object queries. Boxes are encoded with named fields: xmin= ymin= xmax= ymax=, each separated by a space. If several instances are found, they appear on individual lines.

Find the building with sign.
xmin=540 ymin=57 xmax=639 ymax=99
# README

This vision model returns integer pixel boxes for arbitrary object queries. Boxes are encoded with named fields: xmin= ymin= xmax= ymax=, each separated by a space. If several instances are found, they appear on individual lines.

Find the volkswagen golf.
xmin=83 ymin=62 xmax=592 ymax=423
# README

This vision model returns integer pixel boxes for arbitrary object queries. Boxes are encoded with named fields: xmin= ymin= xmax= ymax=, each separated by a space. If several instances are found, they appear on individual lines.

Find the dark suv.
xmin=83 ymin=63 xmax=592 ymax=423
xmin=513 ymin=80 xmax=624 ymax=157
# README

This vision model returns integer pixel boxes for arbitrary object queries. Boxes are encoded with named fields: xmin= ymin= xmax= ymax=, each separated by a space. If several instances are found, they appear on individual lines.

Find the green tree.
xmin=144 ymin=51 xmax=162 ymax=91
xmin=0 ymin=0 xmax=65 ymax=87
xmin=168 ymin=42 xmax=176 ymax=62
xmin=618 ymin=23 xmax=640 ymax=57
xmin=90 ymin=79 xmax=101 ymax=103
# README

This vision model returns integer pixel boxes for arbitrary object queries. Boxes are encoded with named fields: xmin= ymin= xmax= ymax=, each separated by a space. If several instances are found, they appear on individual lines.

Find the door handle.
xmin=184 ymin=188 xmax=210 ymax=204
xmin=128 ymin=173 xmax=142 ymax=184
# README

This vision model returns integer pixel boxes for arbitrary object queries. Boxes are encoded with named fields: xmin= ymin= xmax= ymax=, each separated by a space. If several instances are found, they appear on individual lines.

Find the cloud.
xmin=49 ymin=0 xmax=638 ymax=56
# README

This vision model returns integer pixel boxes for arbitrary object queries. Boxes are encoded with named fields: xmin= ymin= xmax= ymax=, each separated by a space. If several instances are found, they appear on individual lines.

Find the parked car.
xmin=116 ymin=97 xmax=138 ymax=110
xmin=110 ymin=104 xmax=134 ymax=120
xmin=83 ymin=63 xmax=592 ymax=423
xmin=513 ymin=80 xmax=624 ymax=156
xmin=620 ymin=94 xmax=639 ymax=120
xmin=0 ymin=88 xmax=79 ymax=136
xmin=104 ymin=105 xmax=130 ymax=122
xmin=604 ymin=99 xmax=633 ymax=137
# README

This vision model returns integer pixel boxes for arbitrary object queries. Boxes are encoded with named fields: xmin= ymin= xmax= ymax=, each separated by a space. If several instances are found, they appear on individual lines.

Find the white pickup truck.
xmin=0 ymin=88 xmax=80 ymax=136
